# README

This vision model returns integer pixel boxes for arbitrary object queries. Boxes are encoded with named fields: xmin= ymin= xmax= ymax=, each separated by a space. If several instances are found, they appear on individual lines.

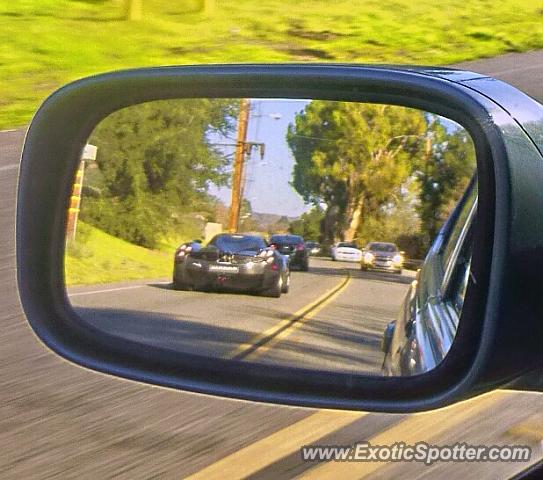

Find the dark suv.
xmin=269 ymin=234 xmax=309 ymax=271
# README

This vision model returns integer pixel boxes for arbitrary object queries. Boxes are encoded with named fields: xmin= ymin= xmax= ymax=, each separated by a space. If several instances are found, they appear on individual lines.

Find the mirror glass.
xmin=65 ymin=98 xmax=476 ymax=376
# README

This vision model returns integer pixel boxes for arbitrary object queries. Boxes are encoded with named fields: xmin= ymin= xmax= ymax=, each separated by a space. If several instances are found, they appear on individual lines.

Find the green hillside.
xmin=2 ymin=0 xmax=543 ymax=128
xmin=65 ymin=221 xmax=172 ymax=285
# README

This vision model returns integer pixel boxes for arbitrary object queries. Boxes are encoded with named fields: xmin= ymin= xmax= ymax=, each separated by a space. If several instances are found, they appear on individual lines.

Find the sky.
xmin=208 ymin=99 xmax=466 ymax=218
xmin=208 ymin=99 xmax=311 ymax=217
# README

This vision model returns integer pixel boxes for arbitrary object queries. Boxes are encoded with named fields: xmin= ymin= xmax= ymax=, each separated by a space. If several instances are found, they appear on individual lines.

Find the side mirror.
xmin=381 ymin=321 xmax=395 ymax=353
xmin=16 ymin=64 xmax=543 ymax=413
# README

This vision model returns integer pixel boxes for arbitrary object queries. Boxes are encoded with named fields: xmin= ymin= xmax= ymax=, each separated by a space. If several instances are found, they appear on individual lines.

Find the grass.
xmin=2 ymin=0 xmax=543 ymax=128
xmin=65 ymin=221 xmax=172 ymax=286
xmin=156 ymin=216 xmax=204 ymax=253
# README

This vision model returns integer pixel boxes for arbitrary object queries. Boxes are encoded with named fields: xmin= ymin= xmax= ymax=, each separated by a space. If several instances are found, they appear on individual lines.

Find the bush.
xmin=395 ymin=233 xmax=428 ymax=260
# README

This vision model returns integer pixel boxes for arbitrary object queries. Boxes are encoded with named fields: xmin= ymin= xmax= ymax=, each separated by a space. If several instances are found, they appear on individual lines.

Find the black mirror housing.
xmin=16 ymin=64 xmax=543 ymax=412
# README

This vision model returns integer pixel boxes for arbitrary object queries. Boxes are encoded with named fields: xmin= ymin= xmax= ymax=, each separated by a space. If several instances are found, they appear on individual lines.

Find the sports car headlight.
xmin=363 ymin=252 xmax=375 ymax=263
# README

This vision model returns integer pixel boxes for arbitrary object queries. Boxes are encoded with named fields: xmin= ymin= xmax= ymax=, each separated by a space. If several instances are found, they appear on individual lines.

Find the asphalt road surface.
xmin=3 ymin=52 xmax=543 ymax=479
xmin=69 ymin=259 xmax=414 ymax=374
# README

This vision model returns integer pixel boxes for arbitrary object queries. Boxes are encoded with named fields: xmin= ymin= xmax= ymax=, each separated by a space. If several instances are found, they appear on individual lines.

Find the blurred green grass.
xmin=2 ymin=0 xmax=543 ymax=128
xmin=155 ymin=217 xmax=204 ymax=254
xmin=65 ymin=221 xmax=172 ymax=286
xmin=65 ymin=217 xmax=203 ymax=286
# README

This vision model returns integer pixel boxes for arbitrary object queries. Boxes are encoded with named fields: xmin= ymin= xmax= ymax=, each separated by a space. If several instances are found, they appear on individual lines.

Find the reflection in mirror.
xmin=65 ymin=98 xmax=476 ymax=377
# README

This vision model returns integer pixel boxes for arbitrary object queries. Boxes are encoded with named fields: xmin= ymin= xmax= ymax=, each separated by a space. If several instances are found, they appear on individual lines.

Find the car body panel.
xmin=331 ymin=242 xmax=363 ymax=262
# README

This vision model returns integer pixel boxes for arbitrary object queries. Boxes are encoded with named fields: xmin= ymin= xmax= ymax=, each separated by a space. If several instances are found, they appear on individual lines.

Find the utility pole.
xmin=228 ymin=98 xmax=250 ymax=233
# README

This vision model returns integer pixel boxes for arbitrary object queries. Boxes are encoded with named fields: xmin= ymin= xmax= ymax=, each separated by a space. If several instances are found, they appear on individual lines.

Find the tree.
xmin=289 ymin=207 xmax=324 ymax=241
xmin=270 ymin=215 xmax=291 ymax=234
xmin=238 ymin=199 xmax=259 ymax=232
xmin=82 ymin=98 xmax=238 ymax=248
xmin=287 ymin=102 xmax=427 ymax=243
xmin=356 ymin=177 xmax=421 ymax=246
xmin=415 ymin=119 xmax=476 ymax=243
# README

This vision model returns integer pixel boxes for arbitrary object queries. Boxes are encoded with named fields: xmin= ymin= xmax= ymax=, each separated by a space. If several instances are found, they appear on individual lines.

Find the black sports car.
xmin=173 ymin=233 xmax=290 ymax=297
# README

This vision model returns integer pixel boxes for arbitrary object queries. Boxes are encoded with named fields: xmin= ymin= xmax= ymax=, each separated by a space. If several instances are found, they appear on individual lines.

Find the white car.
xmin=330 ymin=241 xmax=363 ymax=262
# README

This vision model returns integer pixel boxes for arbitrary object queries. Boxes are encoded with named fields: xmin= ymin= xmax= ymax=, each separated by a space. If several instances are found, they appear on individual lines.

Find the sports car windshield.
xmin=210 ymin=235 xmax=266 ymax=253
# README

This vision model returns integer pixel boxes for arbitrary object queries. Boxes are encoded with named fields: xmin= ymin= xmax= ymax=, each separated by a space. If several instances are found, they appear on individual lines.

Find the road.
xmin=3 ymin=52 xmax=543 ymax=479
xmin=69 ymin=259 xmax=413 ymax=374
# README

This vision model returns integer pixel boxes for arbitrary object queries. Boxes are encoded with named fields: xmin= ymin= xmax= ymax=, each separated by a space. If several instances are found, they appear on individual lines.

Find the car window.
xmin=441 ymin=180 xmax=478 ymax=273
xmin=445 ymin=221 xmax=474 ymax=313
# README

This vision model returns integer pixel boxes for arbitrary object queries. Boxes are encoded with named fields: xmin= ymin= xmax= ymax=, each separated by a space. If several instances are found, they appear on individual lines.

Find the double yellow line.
xmin=187 ymin=391 xmax=510 ymax=480
xmin=225 ymin=272 xmax=352 ymax=361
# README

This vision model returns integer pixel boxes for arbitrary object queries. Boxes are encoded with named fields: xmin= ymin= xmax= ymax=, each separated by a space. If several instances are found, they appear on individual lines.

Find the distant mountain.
xmin=243 ymin=212 xmax=298 ymax=234
xmin=210 ymin=194 xmax=300 ymax=234
xmin=251 ymin=212 xmax=298 ymax=226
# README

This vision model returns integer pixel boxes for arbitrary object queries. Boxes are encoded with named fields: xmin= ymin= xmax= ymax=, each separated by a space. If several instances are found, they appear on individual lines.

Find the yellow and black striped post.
xmin=66 ymin=144 xmax=97 ymax=242
xmin=66 ymin=161 xmax=85 ymax=242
